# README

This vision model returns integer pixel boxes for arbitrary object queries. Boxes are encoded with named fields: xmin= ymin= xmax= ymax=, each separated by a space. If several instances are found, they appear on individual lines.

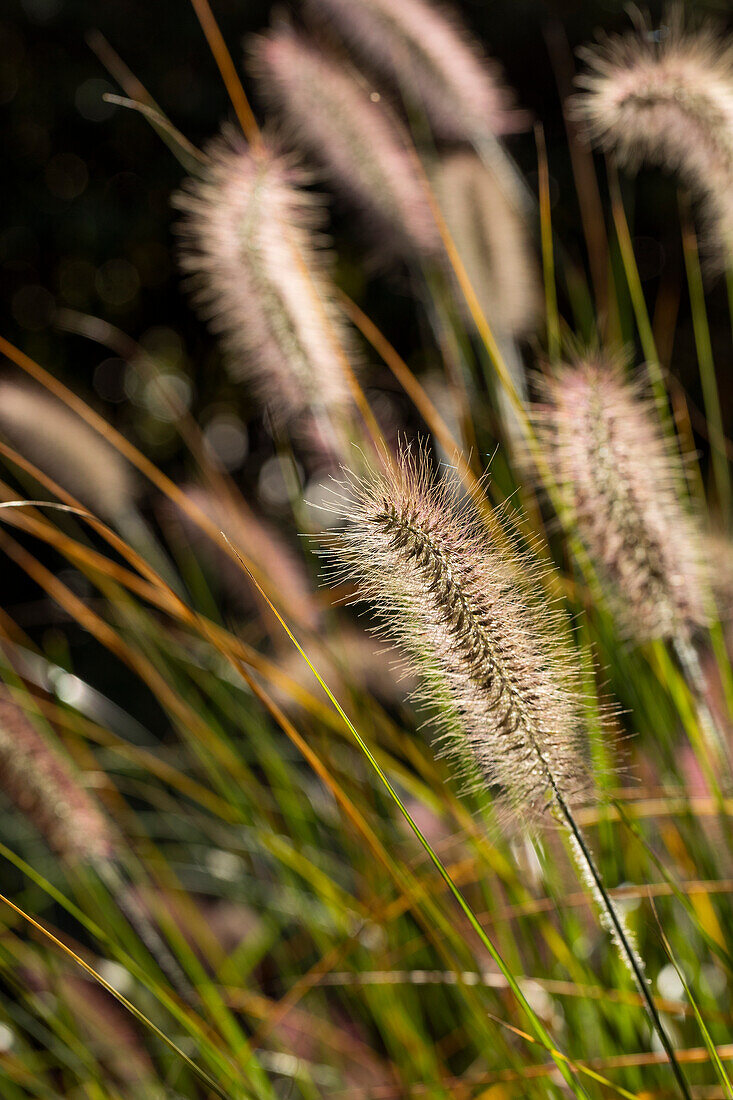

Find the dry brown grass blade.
xmin=187 ymin=0 xmax=259 ymax=142
xmin=0 ymin=335 xmax=315 ymax=627
xmin=0 ymin=525 xmax=257 ymax=789
xmin=309 ymin=967 xmax=726 ymax=1023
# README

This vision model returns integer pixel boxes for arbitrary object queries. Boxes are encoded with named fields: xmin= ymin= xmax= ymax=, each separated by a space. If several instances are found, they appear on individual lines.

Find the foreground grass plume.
xmin=0 ymin=382 xmax=138 ymax=522
xmin=573 ymin=8 xmax=733 ymax=263
xmin=305 ymin=0 xmax=527 ymax=145
xmin=249 ymin=28 xmax=441 ymax=261
xmin=0 ymin=688 xmax=115 ymax=865
xmin=536 ymin=352 xmax=708 ymax=644
xmin=325 ymin=443 xmax=589 ymax=822
xmin=327 ymin=443 xmax=692 ymax=1095
xmin=174 ymin=130 xmax=354 ymax=431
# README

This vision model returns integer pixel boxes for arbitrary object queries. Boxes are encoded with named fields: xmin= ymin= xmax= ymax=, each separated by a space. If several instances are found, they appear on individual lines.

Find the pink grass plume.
xmin=304 ymin=0 xmax=527 ymax=145
xmin=174 ymin=130 xmax=354 ymax=433
xmin=249 ymin=28 xmax=441 ymax=261
xmin=0 ymin=687 xmax=115 ymax=865
xmin=324 ymin=442 xmax=590 ymax=824
xmin=536 ymin=351 xmax=708 ymax=643
xmin=572 ymin=7 xmax=733 ymax=264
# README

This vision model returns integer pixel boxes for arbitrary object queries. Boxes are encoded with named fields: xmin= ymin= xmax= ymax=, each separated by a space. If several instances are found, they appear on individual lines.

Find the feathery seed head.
xmin=536 ymin=352 xmax=708 ymax=642
xmin=572 ymin=8 xmax=733 ymax=262
xmin=174 ymin=130 xmax=353 ymax=426
xmin=0 ymin=382 xmax=137 ymax=521
xmin=248 ymin=29 xmax=441 ymax=260
xmin=304 ymin=0 xmax=527 ymax=144
xmin=437 ymin=151 xmax=541 ymax=339
xmin=325 ymin=443 xmax=590 ymax=823
xmin=0 ymin=688 xmax=115 ymax=864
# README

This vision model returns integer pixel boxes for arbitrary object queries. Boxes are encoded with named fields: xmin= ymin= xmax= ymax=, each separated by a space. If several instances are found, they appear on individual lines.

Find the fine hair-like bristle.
xmin=0 ymin=688 xmax=115 ymax=864
xmin=572 ymin=8 xmax=733 ymax=263
xmin=436 ymin=151 xmax=540 ymax=339
xmin=535 ymin=352 xmax=708 ymax=642
xmin=324 ymin=443 xmax=589 ymax=823
xmin=0 ymin=382 xmax=137 ymax=521
xmin=304 ymin=0 xmax=527 ymax=144
xmin=248 ymin=29 xmax=441 ymax=260
xmin=173 ymin=130 xmax=353 ymax=426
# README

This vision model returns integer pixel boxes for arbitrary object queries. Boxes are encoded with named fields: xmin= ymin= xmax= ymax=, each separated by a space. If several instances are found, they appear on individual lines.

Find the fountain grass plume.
xmin=535 ymin=350 xmax=708 ymax=644
xmin=324 ymin=441 xmax=693 ymax=1095
xmin=173 ymin=129 xmax=354 ymax=428
xmin=0 ymin=382 xmax=137 ymax=522
xmin=436 ymin=150 xmax=541 ymax=340
xmin=324 ymin=441 xmax=590 ymax=824
xmin=0 ymin=687 xmax=115 ymax=865
xmin=572 ymin=7 xmax=733 ymax=264
xmin=248 ymin=28 xmax=441 ymax=261
xmin=304 ymin=0 xmax=527 ymax=145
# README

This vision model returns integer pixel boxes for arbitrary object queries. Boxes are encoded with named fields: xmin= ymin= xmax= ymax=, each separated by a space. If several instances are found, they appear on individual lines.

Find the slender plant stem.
xmin=535 ymin=124 xmax=561 ymax=364
xmin=95 ymin=859 xmax=195 ymax=999
xmin=673 ymin=633 xmax=733 ymax=784
xmin=552 ymin=786 xmax=693 ymax=1100
xmin=681 ymin=212 xmax=731 ymax=524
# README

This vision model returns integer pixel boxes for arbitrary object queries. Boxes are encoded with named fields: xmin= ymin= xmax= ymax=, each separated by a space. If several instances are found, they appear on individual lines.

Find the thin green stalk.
xmin=607 ymin=165 xmax=671 ymax=429
xmin=94 ymin=859 xmax=194 ymax=999
xmin=611 ymin=800 xmax=733 ymax=976
xmin=673 ymin=634 xmax=733 ymax=783
xmin=655 ymin=916 xmax=733 ymax=1099
xmin=552 ymin=787 xmax=693 ymax=1100
xmin=681 ymin=212 xmax=731 ymax=524
xmin=536 ymin=124 xmax=561 ymax=363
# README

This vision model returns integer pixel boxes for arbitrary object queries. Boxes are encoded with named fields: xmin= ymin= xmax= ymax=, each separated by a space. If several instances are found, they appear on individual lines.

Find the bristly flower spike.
xmin=248 ymin=28 xmax=442 ymax=261
xmin=572 ymin=7 xmax=733 ymax=264
xmin=173 ymin=130 xmax=354 ymax=435
xmin=325 ymin=441 xmax=693 ymax=1096
xmin=0 ymin=688 xmax=115 ymax=865
xmin=535 ymin=351 xmax=708 ymax=644
xmin=436 ymin=151 xmax=540 ymax=340
xmin=304 ymin=0 xmax=527 ymax=145
xmin=325 ymin=441 xmax=590 ymax=823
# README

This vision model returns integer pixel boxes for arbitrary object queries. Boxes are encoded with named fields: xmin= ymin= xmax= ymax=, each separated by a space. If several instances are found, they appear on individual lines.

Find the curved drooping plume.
xmin=248 ymin=29 xmax=441 ymax=260
xmin=0 ymin=688 xmax=115 ymax=864
xmin=0 ymin=382 xmax=137 ymax=522
xmin=536 ymin=353 xmax=708 ymax=642
xmin=325 ymin=443 xmax=589 ymax=822
xmin=572 ymin=9 xmax=733 ymax=263
xmin=174 ymin=130 xmax=353 ymax=428
xmin=304 ymin=0 xmax=527 ymax=144
xmin=436 ymin=151 xmax=540 ymax=339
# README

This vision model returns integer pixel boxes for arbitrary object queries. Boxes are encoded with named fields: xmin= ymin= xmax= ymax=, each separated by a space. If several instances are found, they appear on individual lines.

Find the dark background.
xmin=1 ymin=0 xmax=731 ymax=486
